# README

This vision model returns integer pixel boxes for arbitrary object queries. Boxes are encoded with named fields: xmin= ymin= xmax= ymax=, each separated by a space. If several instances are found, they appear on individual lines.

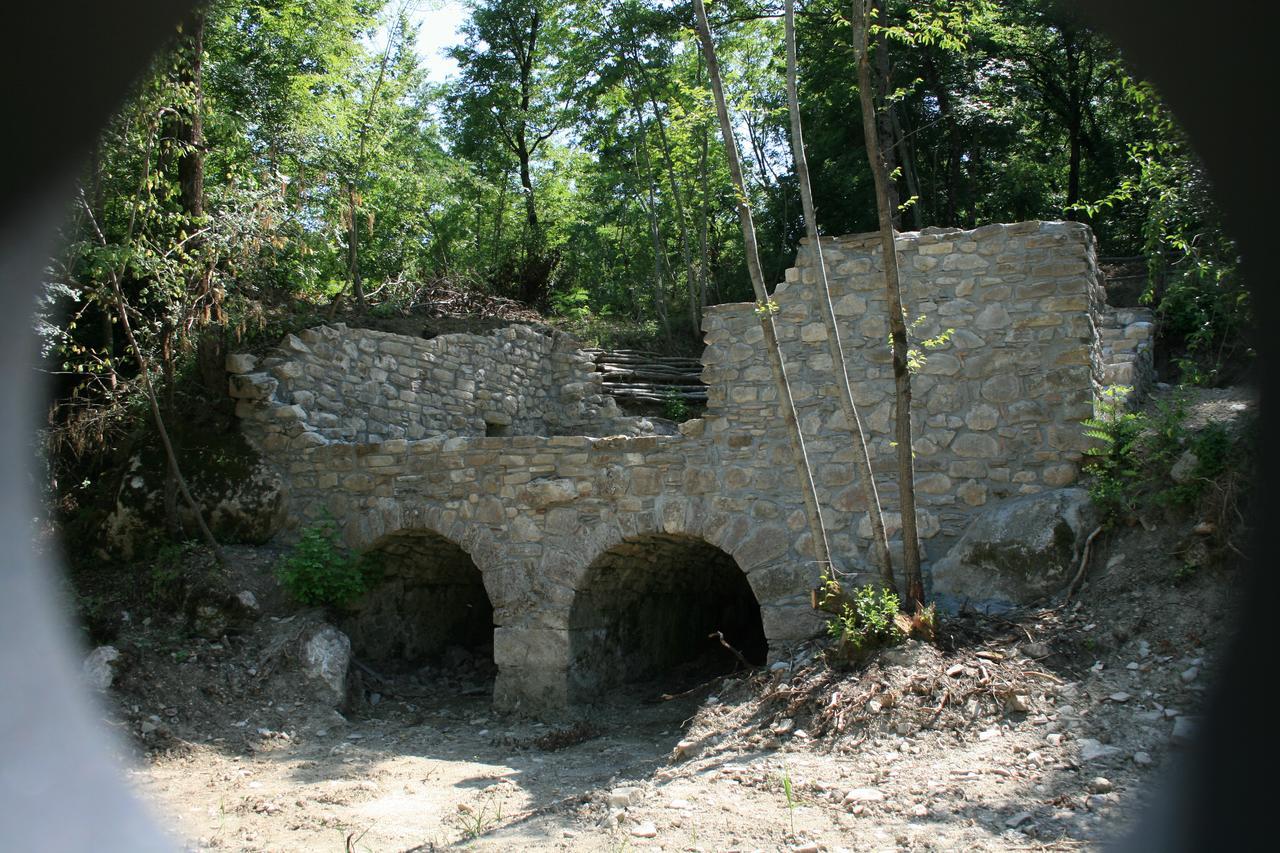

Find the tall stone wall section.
xmin=700 ymin=220 xmax=1147 ymax=573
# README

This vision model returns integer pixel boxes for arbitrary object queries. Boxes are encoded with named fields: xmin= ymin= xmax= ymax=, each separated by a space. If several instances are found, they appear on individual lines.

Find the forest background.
xmin=34 ymin=0 xmax=1249 ymax=546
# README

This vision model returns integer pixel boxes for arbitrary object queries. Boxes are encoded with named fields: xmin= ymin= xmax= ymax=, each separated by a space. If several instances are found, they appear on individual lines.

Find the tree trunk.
xmin=852 ymin=0 xmax=924 ymax=608
xmin=785 ymin=0 xmax=895 ymax=589
xmin=630 ymin=110 xmax=673 ymax=345
xmin=347 ymin=183 xmax=364 ymax=310
xmin=892 ymin=107 xmax=924 ymax=230
xmin=694 ymin=0 xmax=834 ymax=575
xmin=869 ymin=0 xmax=901 ymax=225
xmin=347 ymin=12 xmax=401 ymax=313
xmin=921 ymin=52 xmax=962 ymax=227
xmin=641 ymin=81 xmax=701 ymax=338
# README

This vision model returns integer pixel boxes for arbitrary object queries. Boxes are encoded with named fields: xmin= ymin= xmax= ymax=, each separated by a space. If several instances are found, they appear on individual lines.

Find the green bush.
xmin=820 ymin=574 xmax=904 ymax=663
xmin=276 ymin=518 xmax=377 ymax=607
xmin=1081 ymin=386 xmax=1148 ymax=522
xmin=1084 ymin=386 xmax=1252 ymax=523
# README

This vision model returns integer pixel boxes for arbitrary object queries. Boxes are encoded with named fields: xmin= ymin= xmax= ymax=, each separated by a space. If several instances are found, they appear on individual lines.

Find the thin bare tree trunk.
xmin=694 ymin=0 xmax=833 ymax=574
xmin=852 ymin=0 xmax=924 ymax=608
xmin=785 ymin=0 xmax=894 ymax=589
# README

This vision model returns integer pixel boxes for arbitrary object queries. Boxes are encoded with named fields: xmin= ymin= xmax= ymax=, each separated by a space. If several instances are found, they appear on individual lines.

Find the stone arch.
xmin=566 ymin=529 xmax=769 ymax=702
xmin=566 ymin=501 xmax=803 ymax=615
xmin=341 ymin=504 xmax=503 ymax=675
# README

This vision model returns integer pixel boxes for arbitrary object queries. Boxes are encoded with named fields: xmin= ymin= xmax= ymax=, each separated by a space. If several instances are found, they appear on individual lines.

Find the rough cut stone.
xmin=82 ymin=646 xmax=121 ymax=691
xmin=302 ymin=625 xmax=353 ymax=707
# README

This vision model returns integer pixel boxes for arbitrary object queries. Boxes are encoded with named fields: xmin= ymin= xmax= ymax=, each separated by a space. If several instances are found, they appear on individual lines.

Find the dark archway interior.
xmin=568 ymin=533 xmax=767 ymax=701
xmin=342 ymin=530 xmax=494 ymax=675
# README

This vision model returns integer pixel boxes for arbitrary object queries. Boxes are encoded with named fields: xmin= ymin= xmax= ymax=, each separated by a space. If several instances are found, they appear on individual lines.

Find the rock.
xmin=225 ymin=353 xmax=258 ymax=374
xmin=1108 ymin=692 xmax=1131 ymax=703
xmin=1006 ymin=812 xmax=1035 ymax=828
xmin=100 ymin=435 xmax=286 ymax=559
xmin=1006 ymin=694 xmax=1032 ymax=712
xmin=1087 ymin=777 xmax=1114 ymax=794
xmin=1133 ymin=752 xmax=1153 ymax=766
xmin=518 ymin=477 xmax=578 ymax=507
xmin=672 ymin=739 xmax=697 ymax=761
xmin=608 ymin=787 xmax=641 ymax=808
xmin=237 ymin=590 xmax=259 ymax=612
xmin=791 ymin=844 xmax=820 ymax=853
xmin=1171 ymin=716 xmax=1198 ymax=745
xmin=629 ymin=821 xmax=657 ymax=838
xmin=1022 ymin=642 xmax=1050 ymax=659
xmin=299 ymin=624 xmax=353 ymax=707
xmin=1180 ymin=666 xmax=1199 ymax=683
xmin=82 ymin=646 xmax=122 ymax=691
xmin=1193 ymin=521 xmax=1216 ymax=536
xmin=930 ymin=488 xmax=1098 ymax=607
xmin=1079 ymin=739 xmax=1121 ymax=762
xmin=881 ymin=639 xmax=926 ymax=668
xmin=771 ymin=718 xmax=795 ymax=736
xmin=1169 ymin=450 xmax=1199 ymax=484
xmin=842 ymin=787 xmax=885 ymax=805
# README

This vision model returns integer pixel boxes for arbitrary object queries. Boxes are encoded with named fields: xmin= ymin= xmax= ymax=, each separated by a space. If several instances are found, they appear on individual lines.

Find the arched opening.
xmin=342 ymin=530 xmax=494 ymax=684
xmin=568 ymin=533 xmax=767 ymax=701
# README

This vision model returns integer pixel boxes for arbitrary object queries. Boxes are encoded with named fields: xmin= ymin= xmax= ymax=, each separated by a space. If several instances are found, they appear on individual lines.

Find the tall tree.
xmin=449 ymin=0 xmax=585 ymax=306
xmin=694 ymin=0 xmax=835 ymax=574
xmin=852 ymin=0 xmax=924 ymax=608
xmin=784 ymin=0 xmax=894 ymax=588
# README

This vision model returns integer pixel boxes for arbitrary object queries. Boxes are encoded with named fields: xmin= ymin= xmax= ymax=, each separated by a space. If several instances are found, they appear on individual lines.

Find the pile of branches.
xmin=581 ymin=348 xmax=707 ymax=405
xmin=385 ymin=275 xmax=544 ymax=324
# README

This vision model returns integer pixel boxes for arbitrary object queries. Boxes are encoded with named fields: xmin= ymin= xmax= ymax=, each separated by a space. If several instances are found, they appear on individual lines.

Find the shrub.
xmin=276 ymin=518 xmax=377 ymax=607
xmin=819 ymin=573 xmax=904 ymax=663
xmin=1081 ymin=386 xmax=1148 ymax=522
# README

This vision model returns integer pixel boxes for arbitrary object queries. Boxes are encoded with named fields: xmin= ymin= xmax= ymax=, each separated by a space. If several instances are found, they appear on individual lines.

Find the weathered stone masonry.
xmin=228 ymin=220 xmax=1153 ymax=713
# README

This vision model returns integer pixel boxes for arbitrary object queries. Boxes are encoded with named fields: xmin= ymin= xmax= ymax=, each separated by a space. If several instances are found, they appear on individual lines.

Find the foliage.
xmin=660 ymin=388 xmax=690 ymax=422
xmin=275 ymin=517 xmax=378 ymax=606
xmin=449 ymin=794 xmax=505 ymax=841
xmin=901 ymin=313 xmax=955 ymax=372
xmin=819 ymin=572 xmax=904 ymax=662
xmin=1083 ymin=387 xmax=1251 ymax=525
xmin=149 ymin=540 xmax=201 ymax=606
xmin=1081 ymin=386 xmax=1150 ymax=522
xmin=39 ymin=0 xmax=1248 ymax=546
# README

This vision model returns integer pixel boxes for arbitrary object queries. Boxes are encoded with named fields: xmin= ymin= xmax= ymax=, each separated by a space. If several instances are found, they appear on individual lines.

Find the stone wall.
xmin=228 ymin=322 xmax=653 ymax=449
xmin=226 ymin=219 xmax=1153 ymax=712
xmin=700 ymin=220 xmax=1153 ymax=575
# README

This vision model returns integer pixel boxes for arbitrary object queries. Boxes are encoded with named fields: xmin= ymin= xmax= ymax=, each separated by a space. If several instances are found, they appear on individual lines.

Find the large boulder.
xmin=930 ymin=487 xmax=1098 ymax=611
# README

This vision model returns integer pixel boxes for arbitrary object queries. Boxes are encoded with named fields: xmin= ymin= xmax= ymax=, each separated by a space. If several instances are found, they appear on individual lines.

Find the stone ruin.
xmin=227 ymin=220 xmax=1154 ymax=713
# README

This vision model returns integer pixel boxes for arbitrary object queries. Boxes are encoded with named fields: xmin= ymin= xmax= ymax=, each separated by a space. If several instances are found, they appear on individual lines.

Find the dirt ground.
xmin=83 ymin=388 xmax=1251 ymax=852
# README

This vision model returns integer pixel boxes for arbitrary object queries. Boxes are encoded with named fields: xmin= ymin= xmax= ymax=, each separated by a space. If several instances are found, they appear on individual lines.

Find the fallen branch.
xmin=1065 ymin=525 xmax=1104 ymax=601
xmin=710 ymin=630 xmax=751 ymax=671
